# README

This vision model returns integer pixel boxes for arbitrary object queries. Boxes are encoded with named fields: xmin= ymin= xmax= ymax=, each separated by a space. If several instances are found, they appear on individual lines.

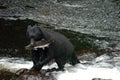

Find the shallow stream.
xmin=0 ymin=51 xmax=120 ymax=80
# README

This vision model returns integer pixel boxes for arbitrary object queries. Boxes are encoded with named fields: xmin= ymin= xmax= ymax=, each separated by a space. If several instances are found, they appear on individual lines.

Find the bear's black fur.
xmin=26 ymin=26 xmax=80 ymax=71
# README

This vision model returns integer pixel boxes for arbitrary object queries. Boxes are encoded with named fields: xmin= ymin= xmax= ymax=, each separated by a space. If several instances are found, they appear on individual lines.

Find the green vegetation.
xmin=56 ymin=29 xmax=110 ymax=53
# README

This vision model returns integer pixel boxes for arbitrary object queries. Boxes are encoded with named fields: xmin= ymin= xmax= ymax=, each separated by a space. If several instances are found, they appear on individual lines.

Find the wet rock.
xmin=0 ymin=69 xmax=14 ymax=80
xmin=11 ymin=68 xmax=56 ymax=80
xmin=92 ymin=78 xmax=112 ymax=80
xmin=78 ymin=52 xmax=97 ymax=61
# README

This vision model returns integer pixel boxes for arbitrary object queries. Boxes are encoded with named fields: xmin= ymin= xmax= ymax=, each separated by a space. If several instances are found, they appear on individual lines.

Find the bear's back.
xmin=40 ymin=27 xmax=74 ymax=54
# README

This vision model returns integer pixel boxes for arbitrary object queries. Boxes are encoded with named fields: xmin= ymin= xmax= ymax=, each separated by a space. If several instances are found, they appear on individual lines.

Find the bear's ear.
xmin=27 ymin=25 xmax=32 ymax=29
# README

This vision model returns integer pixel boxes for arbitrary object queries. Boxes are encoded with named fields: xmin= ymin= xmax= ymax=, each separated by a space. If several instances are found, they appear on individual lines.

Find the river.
xmin=0 ymin=0 xmax=120 ymax=80
xmin=0 ymin=51 xmax=120 ymax=80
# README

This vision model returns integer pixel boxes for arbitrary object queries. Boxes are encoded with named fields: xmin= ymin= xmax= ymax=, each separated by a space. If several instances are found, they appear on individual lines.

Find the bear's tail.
xmin=70 ymin=53 xmax=80 ymax=65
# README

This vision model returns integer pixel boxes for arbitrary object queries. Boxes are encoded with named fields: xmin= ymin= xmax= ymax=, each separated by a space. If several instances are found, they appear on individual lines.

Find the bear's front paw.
xmin=30 ymin=66 xmax=36 ymax=71
xmin=30 ymin=66 xmax=41 ymax=71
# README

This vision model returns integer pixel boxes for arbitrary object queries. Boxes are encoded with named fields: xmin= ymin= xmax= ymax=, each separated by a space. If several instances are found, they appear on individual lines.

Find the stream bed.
xmin=0 ymin=51 xmax=120 ymax=80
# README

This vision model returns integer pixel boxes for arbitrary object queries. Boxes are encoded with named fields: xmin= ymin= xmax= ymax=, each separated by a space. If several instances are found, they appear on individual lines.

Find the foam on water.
xmin=62 ymin=3 xmax=85 ymax=8
xmin=0 ymin=57 xmax=32 ymax=72
xmin=0 ymin=57 xmax=120 ymax=80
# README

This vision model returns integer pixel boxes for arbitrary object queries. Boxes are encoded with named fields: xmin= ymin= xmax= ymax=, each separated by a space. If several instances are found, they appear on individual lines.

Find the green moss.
xmin=56 ymin=29 xmax=110 ymax=53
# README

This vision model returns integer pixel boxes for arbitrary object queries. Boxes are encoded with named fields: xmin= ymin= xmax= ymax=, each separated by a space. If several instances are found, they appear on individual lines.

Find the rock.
xmin=11 ymin=68 xmax=56 ymax=80
xmin=0 ymin=69 xmax=14 ymax=80
xmin=92 ymin=78 xmax=112 ymax=80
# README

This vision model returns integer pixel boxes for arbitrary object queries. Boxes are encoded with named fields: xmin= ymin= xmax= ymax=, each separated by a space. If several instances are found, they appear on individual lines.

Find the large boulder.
xmin=11 ymin=68 xmax=56 ymax=80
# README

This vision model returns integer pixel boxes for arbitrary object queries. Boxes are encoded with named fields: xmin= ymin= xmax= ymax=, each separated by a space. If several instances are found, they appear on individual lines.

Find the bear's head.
xmin=27 ymin=25 xmax=43 ymax=46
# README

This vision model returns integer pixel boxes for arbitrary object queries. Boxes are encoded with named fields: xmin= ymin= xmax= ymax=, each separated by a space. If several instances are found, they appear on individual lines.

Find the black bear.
xmin=26 ymin=26 xmax=79 ymax=71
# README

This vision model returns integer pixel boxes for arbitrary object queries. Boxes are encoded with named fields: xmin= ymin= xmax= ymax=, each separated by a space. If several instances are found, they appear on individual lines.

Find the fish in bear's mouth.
xmin=25 ymin=39 xmax=54 ymax=50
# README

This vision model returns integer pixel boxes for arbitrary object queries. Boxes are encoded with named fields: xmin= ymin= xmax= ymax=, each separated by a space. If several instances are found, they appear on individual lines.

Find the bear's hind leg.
xmin=46 ymin=58 xmax=66 ymax=72
xmin=70 ymin=53 xmax=80 ymax=65
xmin=55 ymin=58 xmax=66 ymax=71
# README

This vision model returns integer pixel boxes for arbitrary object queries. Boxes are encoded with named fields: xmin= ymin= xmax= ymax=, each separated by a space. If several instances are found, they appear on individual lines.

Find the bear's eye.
xmin=31 ymin=29 xmax=36 ymax=33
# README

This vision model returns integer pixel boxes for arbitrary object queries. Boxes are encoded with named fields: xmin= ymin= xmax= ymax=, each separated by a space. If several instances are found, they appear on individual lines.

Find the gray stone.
xmin=11 ymin=68 xmax=56 ymax=80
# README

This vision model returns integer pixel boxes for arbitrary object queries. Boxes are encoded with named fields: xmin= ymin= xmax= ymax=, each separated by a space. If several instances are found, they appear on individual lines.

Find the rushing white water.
xmin=0 ymin=53 xmax=120 ymax=80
